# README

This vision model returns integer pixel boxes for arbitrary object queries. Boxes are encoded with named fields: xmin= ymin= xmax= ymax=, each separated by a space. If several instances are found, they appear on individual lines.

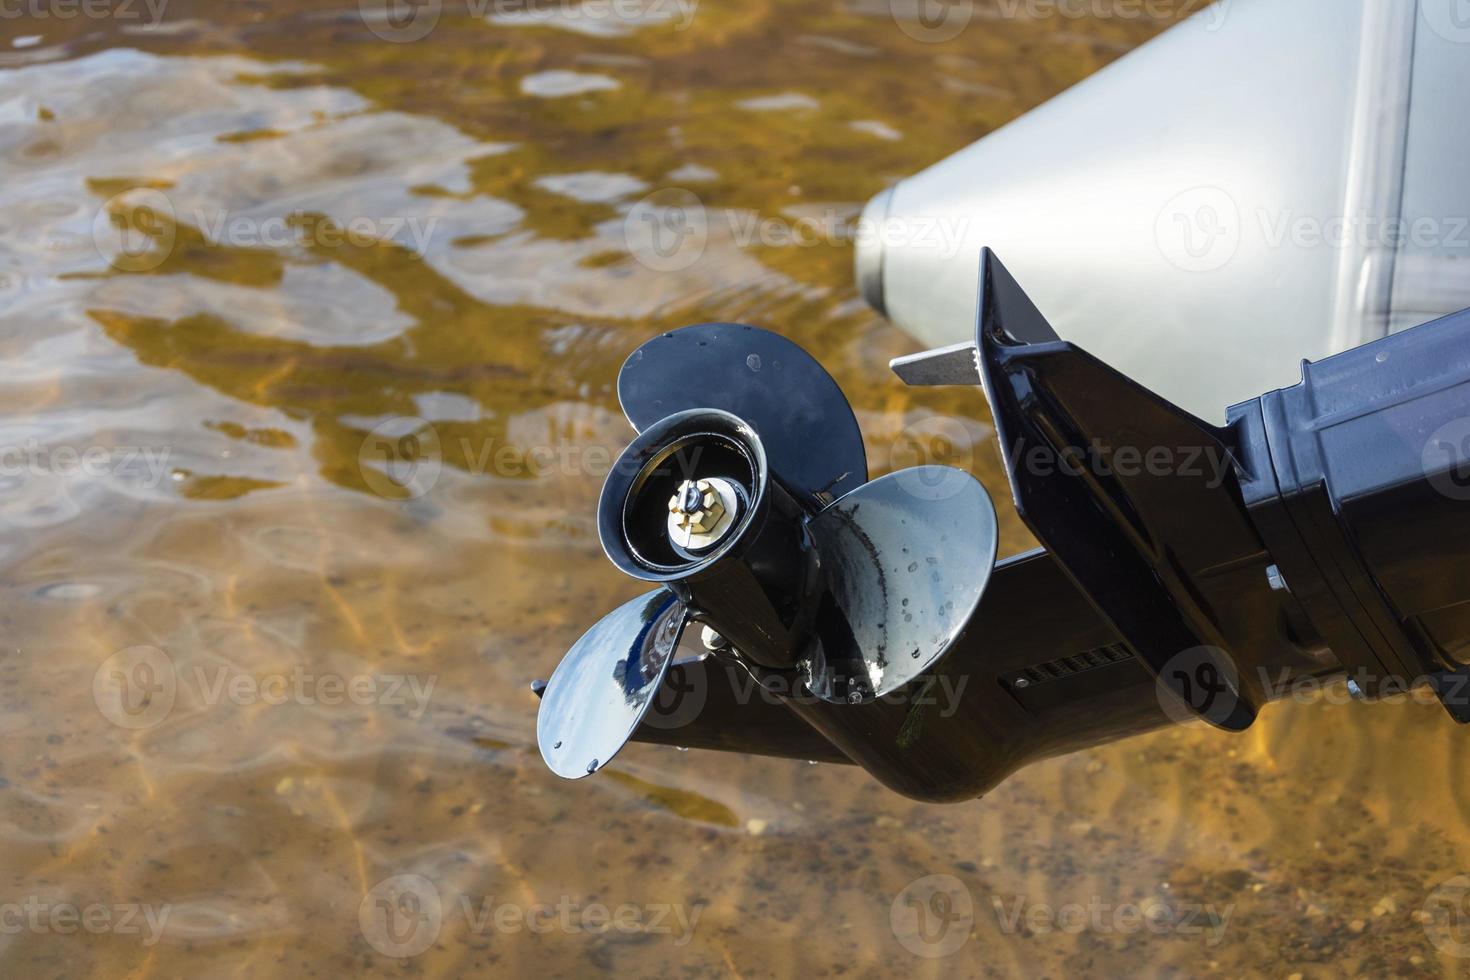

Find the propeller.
xmin=617 ymin=323 xmax=867 ymax=509
xmin=537 ymin=590 xmax=689 ymax=779
xmin=537 ymin=324 xmax=1000 ymax=779
xmin=801 ymin=467 xmax=996 ymax=703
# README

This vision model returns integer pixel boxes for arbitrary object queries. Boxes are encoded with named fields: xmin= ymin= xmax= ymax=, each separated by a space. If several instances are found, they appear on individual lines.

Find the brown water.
xmin=2 ymin=1 xmax=1470 ymax=976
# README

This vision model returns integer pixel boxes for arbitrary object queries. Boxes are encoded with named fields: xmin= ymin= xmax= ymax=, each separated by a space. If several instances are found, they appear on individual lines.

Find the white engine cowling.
xmin=858 ymin=0 xmax=1470 ymax=420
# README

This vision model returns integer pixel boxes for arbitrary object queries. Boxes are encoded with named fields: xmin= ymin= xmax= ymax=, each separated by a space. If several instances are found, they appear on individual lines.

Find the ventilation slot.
xmin=1009 ymin=644 xmax=1134 ymax=689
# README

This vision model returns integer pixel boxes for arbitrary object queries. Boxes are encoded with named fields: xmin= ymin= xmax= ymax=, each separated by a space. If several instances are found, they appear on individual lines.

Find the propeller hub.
xmin=601 ymin=409 xmax=767 ymax=578
xmin=666 ymin=478 xmax=738 ymax=550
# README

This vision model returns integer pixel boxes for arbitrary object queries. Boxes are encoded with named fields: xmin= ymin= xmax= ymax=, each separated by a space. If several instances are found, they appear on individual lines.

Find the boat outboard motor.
xmin=534 ymin=251 xmax=1470 ymax=803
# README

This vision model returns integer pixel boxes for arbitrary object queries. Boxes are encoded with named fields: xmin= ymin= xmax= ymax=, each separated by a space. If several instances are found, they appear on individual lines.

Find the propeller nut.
xmin=667 ymin=478 xmax=738 ymax=551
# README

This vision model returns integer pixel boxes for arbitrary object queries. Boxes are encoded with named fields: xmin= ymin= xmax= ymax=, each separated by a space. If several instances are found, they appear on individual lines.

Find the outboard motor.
xmin=534 ymin=251 xmax=1470 ymax=803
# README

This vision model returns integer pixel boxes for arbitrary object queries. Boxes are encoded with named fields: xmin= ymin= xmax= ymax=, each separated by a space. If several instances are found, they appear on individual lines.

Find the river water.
xmin=1 ymin=0 xmax=1467 ymax=975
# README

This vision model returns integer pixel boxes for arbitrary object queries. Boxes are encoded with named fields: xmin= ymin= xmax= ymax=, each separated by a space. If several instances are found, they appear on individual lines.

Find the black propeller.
xmin=537 ymin=323 xmax=999 ymax=779
xmin=617 ymin=323 xmax=867 ymax=508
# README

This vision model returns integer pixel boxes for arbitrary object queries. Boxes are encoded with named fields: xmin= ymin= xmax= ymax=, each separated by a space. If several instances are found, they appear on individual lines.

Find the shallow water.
xmin=2 ymin=1 xmax=1469 ymax=976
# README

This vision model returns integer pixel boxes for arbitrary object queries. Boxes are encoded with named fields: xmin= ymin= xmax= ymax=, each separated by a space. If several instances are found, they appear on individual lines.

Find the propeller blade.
xmin=801 ymin=466 xmax=998 ymax=703
xmin=617 ymin=323 xmax=867 ymax=509
xmin=537 ymin=590 xmax=690 ymax=779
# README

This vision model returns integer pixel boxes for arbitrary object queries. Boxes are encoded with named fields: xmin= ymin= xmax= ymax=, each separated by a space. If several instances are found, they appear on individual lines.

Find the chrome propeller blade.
xmin=801 ymin=466 xmax=998 ymax=703
xmin=537 ymin=590 xmax=690 ymax=779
